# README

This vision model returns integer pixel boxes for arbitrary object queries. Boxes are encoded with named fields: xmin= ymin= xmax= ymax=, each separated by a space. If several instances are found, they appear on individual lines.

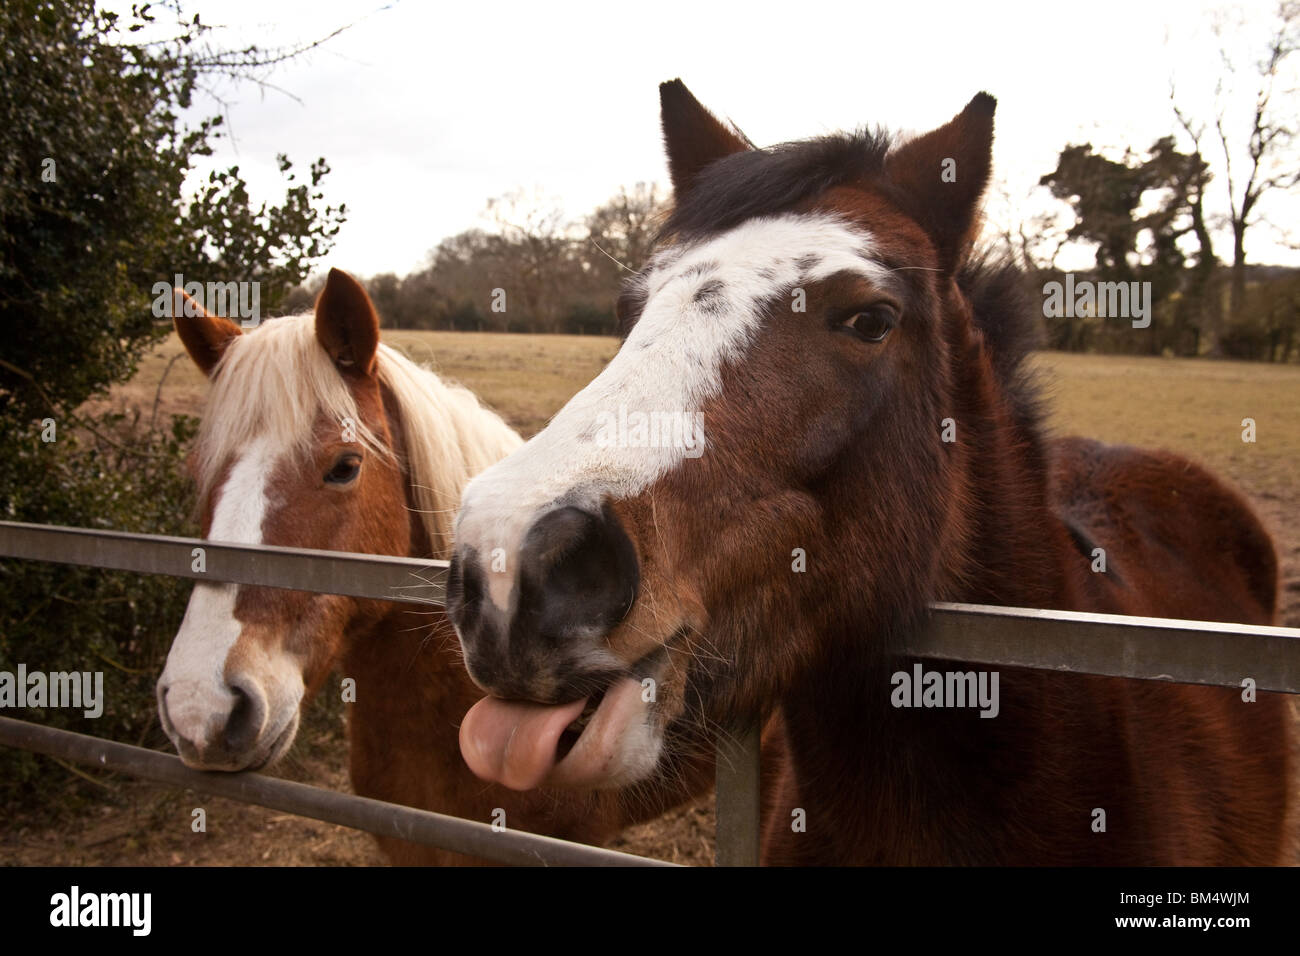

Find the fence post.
xmin=714 ymin=718 xmax=762 ymax=866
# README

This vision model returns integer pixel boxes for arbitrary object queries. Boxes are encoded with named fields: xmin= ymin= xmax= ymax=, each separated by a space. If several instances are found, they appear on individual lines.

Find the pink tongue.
xmin=459 ymin=696 xmax=587 ymax=791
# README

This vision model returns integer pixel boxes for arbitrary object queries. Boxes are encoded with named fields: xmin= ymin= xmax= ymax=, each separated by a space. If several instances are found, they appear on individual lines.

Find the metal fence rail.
xmin=922 ymin=602 xmax=1300 ymax=694
xmin=0 ymin=520 xmax=447 ymax=605
xmin=3 ymin=519 xmax=1300 ymax=867
xmin=6 ymin=520 xmax=1298 ymax=693
xmin=0 ymin=717 xmax=671 ymax=867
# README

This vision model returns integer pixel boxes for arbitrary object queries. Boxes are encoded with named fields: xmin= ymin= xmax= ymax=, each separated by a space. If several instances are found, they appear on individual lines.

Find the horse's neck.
xmin=340 ymin=382 xmax=489 ymax=810
xmin=339 ymin=522 xmax=485 ymax=818
xmin=339 ymin=468 xmax=476 ymax=808
xmin=941 ymin=313 xmax=1071 ymax=609
xmin=773 ymin=647 xmax=962 ymax=863
xmin=770 ymin=313 xmax=1075 ymax=863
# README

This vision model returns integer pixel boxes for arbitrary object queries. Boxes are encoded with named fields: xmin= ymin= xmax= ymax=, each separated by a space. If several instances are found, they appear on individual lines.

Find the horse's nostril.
xmin=222 ymin=683 xmax=262 ymax=754
xmin=523 ymin=502 xmax=640 ymax=643
xmin=447 ymin=550 xmax=485 ymax=634
xmin=463 ymin=565 xmax=483 ymax=608
xmin=156 ymin=684 xmax=173 ymax=733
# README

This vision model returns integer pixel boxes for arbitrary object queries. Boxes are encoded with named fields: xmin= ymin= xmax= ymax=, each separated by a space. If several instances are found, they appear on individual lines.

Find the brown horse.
xmin=156 ymin=269 xmax=709 ymax=864
xmin=446 ymin=82 xmax=1293 ymax=864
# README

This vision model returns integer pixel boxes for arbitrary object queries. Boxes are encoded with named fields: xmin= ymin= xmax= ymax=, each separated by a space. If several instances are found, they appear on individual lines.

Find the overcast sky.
xmin=169 ymin=0 xmax=1300 ymax=278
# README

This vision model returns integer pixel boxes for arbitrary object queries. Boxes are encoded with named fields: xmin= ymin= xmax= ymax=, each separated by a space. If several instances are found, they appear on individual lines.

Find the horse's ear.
xmin=315 ymin=268 xmax=380 ymax=377
xmin=884 ymin=92 xmax=996 ymax=273
xmin=174 ymin=290 xmax=242 ymax=377
xmin=660 ymin=79 xmax=751 ymax=196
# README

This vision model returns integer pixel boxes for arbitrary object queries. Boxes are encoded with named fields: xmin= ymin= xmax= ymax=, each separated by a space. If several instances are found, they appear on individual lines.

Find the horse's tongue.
xmin=459 ymin=695 xmax=587 ymax=791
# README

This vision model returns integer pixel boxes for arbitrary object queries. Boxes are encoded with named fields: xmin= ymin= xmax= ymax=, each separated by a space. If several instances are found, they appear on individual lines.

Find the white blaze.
xmin=159 ymin=437 xmax=278 ymax=750
xmin=455 ymin=213 xmax=890 ymax=612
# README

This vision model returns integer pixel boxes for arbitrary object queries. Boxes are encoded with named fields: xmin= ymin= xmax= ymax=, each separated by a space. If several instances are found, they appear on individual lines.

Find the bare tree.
xmin=585 ymin=182 xmax=667 ymax=282
xmin=483 ymin=188 xmax=575 ymax=332
xmin=987 ymin=181 xmax=1073 ymax=274
xmin=1194 ymin=3 xmax=1300 ymax=327
xmin=1169 ymin=94 xmax=1225 ymax=352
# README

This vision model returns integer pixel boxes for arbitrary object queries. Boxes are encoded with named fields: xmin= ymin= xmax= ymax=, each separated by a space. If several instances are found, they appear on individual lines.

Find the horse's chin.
xmin=246 ymin=711 xmax=301 ymax=771
xmin=551 ymin=677 xmax=665 ymax=789
xmin=172 ymin=709 xmax=301 ymax=774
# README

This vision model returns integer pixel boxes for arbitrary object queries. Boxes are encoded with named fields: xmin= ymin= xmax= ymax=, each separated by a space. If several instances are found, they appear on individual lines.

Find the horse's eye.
xmin=839 ymin=305 xmax=897 ymax=343
xmin=325 ymin=454 xmax=362 ymax=485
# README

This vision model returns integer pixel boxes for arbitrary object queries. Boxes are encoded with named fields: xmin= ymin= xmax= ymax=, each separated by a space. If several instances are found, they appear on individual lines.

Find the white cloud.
xmin=176 ymin=0 xmax=1300 ymax=277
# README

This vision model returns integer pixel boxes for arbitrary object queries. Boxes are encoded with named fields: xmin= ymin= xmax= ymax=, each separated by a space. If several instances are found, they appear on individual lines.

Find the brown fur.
xmin=594 ymin=84 xmax=1292 ymax=864
xmin=176 ymin=270 xmax=711 ymax=864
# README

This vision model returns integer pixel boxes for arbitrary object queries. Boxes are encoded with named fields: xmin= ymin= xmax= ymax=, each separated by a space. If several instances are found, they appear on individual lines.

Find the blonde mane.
xmin=196 ymin=313 xmax=522 ymax=559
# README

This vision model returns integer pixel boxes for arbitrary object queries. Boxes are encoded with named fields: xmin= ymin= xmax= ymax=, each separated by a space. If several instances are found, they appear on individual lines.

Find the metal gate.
xmin=3 ymin=520 xmax=1298 ymax=865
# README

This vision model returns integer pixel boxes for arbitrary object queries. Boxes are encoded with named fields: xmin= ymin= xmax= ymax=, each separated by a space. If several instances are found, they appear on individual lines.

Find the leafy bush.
xmin=0 ymin=410 xmax=198 ymax=809
xmin=0 ymin=0 xmax=348 ymax=815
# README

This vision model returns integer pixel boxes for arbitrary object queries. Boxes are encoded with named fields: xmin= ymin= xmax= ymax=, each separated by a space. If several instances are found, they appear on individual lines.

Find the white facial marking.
xmin=207 ymin=436 xmax=277 ymax=546
xmin=159 ymin=438 xmax=281 ymax=754
xmin=456 ymin=212 xmax=889 ymax=611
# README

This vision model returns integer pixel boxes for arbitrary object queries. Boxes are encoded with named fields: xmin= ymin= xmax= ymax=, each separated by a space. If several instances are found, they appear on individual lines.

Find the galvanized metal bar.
xmin=0 ymin=520 xmax=448 ymax=605
xmin=7 ymin=522 xmax=1297 ymax=691
xmin=0 ymin=717 xmax=674 ymax=867
xmin=714 ymin=718 xmax=762 ymax=867
xmin=916 ymin=603 xmax=1300 ymax=694
xmin=7 ymin=520 xmax=1300 ymax=872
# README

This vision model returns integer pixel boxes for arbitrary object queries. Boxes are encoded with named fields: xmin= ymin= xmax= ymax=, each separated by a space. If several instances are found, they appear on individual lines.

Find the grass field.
xmin=1034 ymin=352 xmax=1300 ymax=502
xmin=107 ymin=331 xmax=1300 ymax=617
xmin=112 ymin=330 xmax=623 ymax=439
xmin=23 ymin=332 xmax=1297 ymax=867
xmin=114 ymin=330 xmax=1300 ymax=482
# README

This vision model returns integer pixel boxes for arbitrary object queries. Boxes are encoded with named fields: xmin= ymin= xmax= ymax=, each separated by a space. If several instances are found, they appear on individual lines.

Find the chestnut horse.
xmin=446 ymin=82 xmax=1293 ymax=864
xmin=156 ymin=269 xmax=708 ymax=864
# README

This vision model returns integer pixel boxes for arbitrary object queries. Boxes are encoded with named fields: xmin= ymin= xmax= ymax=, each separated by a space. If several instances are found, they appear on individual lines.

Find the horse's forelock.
xmin=192 ymin=311 xmax=523 ymax=561
xmin=659 ymin=130 xmax=893 ymax=243
xmin=194 ymin=313 xmax=387 ymax=507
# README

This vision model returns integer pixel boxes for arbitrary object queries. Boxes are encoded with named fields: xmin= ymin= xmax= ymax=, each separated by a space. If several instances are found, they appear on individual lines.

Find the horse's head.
xmin=448 ymin=81 xmax=1003 ymax=791
xmin=158 ymin=269 xmax=416 ymax=771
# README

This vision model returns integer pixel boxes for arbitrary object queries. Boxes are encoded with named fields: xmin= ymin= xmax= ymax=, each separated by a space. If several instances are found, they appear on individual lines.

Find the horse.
xmin=445 ymin=81 xmax=1293 ymax=864
xmin=155 ymin=268 xmax=711 ymax=864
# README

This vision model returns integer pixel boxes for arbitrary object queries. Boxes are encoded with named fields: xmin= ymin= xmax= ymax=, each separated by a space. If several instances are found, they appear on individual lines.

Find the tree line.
xmin=283 ymin=184 xmax=664 ymax=337
xmin=288 ymin=3 xmax=1300 ymax=361
xmin=994 ymin=3 xmax=1300 ymax=361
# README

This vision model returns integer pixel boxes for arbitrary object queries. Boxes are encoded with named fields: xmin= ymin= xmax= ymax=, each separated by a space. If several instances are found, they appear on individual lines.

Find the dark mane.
xmin=658 ymin=130 xmax=1044 ymax=435
xmin=444 ymin=82 xmax=1294 ymax=867
xmin=660 ymin=130 xmax=892 ymax=241
xmin=958 ymin=251 xmax=1046 ymax=439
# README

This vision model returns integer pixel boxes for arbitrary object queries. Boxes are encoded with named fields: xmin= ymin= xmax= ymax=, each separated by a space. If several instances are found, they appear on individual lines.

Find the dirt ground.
xmin=0 ymin=727 xmax=717 ymax=867
xmin=4 ymin=336 xmax=1298 ymax=866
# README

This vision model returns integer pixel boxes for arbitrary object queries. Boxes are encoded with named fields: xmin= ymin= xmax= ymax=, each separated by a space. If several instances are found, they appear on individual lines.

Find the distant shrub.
xmin=563 ymin=303 xmax=617 ymax=336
